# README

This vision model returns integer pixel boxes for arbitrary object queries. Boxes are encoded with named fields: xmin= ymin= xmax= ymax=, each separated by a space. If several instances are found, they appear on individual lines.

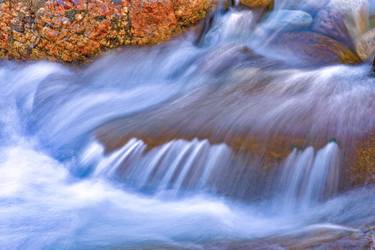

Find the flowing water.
xmin=0 ymin=2 xmax=375 ymax=249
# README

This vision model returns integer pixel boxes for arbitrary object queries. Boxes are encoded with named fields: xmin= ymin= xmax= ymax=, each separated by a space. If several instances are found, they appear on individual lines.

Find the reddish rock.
xmin=130 ymin=0 xmax=177 ymax=45
xmin=0 ymin=1 xmax=12 ymax=58
xmin=0 ymin=0 xmax=214 ymax=62
xmin=174 ymin=0 xmax=213 ymax=27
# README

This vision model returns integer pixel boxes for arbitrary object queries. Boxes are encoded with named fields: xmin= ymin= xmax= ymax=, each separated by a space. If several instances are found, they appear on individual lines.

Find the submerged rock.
xmin=313 ymin=7 xmax=354 ymax=47
xmin=328 ymin=0 xmax=369 ymax=36
xmin=270 ymin=32 xmax=361 ymax=66
xmin=313 ymin=0 xmax=369 ymax=48
xmin=278 ymin=0 xmax=329 ymax=14
xmin=259 ymin=9 xmax=313 ymax=32
xmin=0 ymin=0 xmax=213 ymax=62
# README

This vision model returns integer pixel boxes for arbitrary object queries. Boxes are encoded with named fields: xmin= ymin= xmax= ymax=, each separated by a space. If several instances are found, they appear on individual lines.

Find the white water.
xmin=0 ymin=3 xmax=374 ymax=249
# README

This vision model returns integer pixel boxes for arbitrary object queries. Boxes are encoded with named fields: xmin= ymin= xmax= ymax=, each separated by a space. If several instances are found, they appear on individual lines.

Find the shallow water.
xmin=0 ymin=3 xmax=374 ymax=249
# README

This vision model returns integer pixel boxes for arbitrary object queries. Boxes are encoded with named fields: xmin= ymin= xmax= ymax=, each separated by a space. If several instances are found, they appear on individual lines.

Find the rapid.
xmin=0 ymin=1 xmax=374 ymax=249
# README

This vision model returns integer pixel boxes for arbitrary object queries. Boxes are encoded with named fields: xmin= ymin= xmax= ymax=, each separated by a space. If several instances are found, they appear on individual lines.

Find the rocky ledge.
xmin=0 ymin=0 xmax=213 ymax=62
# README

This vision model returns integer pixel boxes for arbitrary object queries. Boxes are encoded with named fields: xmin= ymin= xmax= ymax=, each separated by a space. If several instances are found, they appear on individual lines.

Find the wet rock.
xmin=355 ymin=28 xmax=375 ymax=61
xmin=329 ymin=0 xmax=369 ymax=35
xmin=371 ymin=4 xmax=375 ymax=28
xmin=279 ymin=0 xmax=329 ymax=14
xmin=313 ymin=8 xmax=353 ymax=48
xmin=0 ymin=0 xmax=214 ymax=62
xmin=260 ymin=10 xmax=313 ymax=32
xmin=240 ymin=0 xmax=273 ymax=9
xmin=270 ymin=32 xmax=361 ymax=66
xmin=203 ymin=226 xmax=374 ymax=250
xmin=313 ymin=0 xmax=369 ymax=48
xmin=350 ymin=133 xmax=375 ymax=186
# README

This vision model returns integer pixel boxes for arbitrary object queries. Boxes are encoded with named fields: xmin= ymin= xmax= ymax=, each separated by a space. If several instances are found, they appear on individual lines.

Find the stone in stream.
xmin=312 ymin=0 xmax=369 ymax=49
xmin=350 ymin=133 xmax=375 ymax=186
xmin=355 ymin=27 xmax=375 ymax=61
xmin=93 ymin=53 xmax=374 ymax=190
xmin=258 ymin=9 xmax=313 ymax=32
xmin=313 ymin=8 xmax=354 ymax=48
xmin=240 ymin=0 xmax=273 ymax=9
xmin=328 ymin=0 xmax=369 ymax=34
xmin=269 ymin=32 xmax=361 ymax=66
xmin=277 ymin=0 xmax=329 ymax=14
xmin=0 ymin=0 xmax=214 ymax=62
xmin=371 ymin=2 xmax=375 ymax=28
xmin=203 ymin=226 xmax=374 ymax=249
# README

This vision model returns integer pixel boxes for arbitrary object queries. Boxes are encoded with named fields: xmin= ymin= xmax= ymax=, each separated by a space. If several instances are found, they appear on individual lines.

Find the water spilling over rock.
xmin=0 ymin=1 xmax=374 ymax=249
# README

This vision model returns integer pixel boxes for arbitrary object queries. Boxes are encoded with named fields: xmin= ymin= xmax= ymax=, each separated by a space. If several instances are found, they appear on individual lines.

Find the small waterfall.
xmin=203 ymin=9 xmax=256 ymax=46
xmin=81 ymin=138 xmax=341 ymax=207
xmin=87 ymin=139 xmax=233 ymax=196
xmin=0 ymin=1 xmax=374 ymax=248
xmin=276 ymin=142 xmax=340 ymax=212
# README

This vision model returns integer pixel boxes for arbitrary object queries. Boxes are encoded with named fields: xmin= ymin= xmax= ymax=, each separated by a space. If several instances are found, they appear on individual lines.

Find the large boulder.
xmin=0 ymin=0 xmax=214 ymax=62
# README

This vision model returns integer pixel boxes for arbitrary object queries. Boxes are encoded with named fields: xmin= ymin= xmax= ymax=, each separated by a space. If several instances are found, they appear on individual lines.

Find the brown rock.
xmin=92 ymin=47 xmax=371 ymax=189
xmin=0 ymin=0 xmax=12 ymax=58
xmin=355 ymin=28 xmax=375 ymax=61
xmin=270 ymin=32 xmax=361 ymax=66
xmin=174 ymin=0 xmax=213 ymax=27
xmin=349 ymin=134 xmax=375 ymax=186
xmin=130 ymin=0 xmax=177 ymax=45
xmin=240 ymin=0 xmax=273 ymax=9
xmin=0 ymin=0 xmax=214 ymax=62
